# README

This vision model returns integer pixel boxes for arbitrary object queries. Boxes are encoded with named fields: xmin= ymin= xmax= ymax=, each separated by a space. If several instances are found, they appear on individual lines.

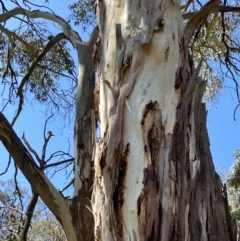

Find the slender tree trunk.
xmin=72 ymin=31 xmax=97 ymax=240
xmin=91 ymin=0 xmax=236 ymax=240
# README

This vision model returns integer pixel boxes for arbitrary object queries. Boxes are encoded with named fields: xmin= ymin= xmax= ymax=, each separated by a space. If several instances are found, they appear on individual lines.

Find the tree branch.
xmin=182 ymin=5 xmax=240 ymax=20
xmin=22 ymin=132 xmax=42 ymax=166
xmin=0 ymin=7 xmax=82 ymax=48
xmin=184 ymin=0 xmax=220 ymax=48
xmin=0 ymin=112 xmax=74 ymax=237
xmin=0 ymin=156 xmax=11 ymax=175
xmin=0 ymin=24 xmax=36 ymax=55
xmin=42 ymin=113 xmax=54 ymax=163
xmin=45 ymin=158 xmax=74 ymax=168
xmin=11 ymin=32 xmax=67 ymax=126
xmin=75 ymin=27 xmax=98 ymax=121
xmin=19 ymin=191 xmax=38 ymax=241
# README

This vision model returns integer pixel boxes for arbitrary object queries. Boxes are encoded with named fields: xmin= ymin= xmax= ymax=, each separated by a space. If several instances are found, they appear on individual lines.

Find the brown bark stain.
xmin=99 ymin=148 xmax=107 ymax=172
xmin=93 ymin=36 xmax=101 ymax=70
xmin=92 ymin=82 xmax=100 ymax=122
xmin=121 ymin=54 xmax=132 ymax=77
xmin=141 ymin=101 xmax=159 ymax=127
xmin=141 ymin=43 xmax=152 ymax=56
xmin=148 ymin=123 xmax=160 ymax=166
xmin=69 ymin=189 xmax=94 ymax=240
xmin=96 ymin=133 xmax=108 ymax=177
xmin=165 ymin=47 xmax=169 ymax=62
xmin=113 ymin=143 xmax=130 ymax=238
xmin=137 ymin=101 xmax=164 ymax=241
xmin=170 ymin=214 xmax=179 ymax=241
xmin=170 ymin=53 xmax=237 ymax=240
xmin=174 ymin=67 xmax=183 ymax=89
xmin=69 ymin=196 xmax=79 ymax=229
xmin=137 ymin=165 xmax=160 ymax=241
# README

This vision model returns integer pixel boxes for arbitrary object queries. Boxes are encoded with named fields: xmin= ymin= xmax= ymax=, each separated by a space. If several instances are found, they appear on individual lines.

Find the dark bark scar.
xmin=165 ymin=47 xmax=169 ymax=62
xmin=148 ymin=123 xmax=160 ymax=166
xmin=113 ymin=143 xmax=129 ymax=210
xmin=112 ymin=144 xmax=130 ymax=238
xmin=141 ymin=101 xmax=158 ymax=126
xmin=175 ymin=67 xmax=183 ymax=89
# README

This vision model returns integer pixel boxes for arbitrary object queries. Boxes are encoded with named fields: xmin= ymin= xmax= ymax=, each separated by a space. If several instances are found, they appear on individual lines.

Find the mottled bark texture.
xmin=91 ymin=0 xmax=236 ymax=240
xmin=72 ymin=29 xmax=97 ymax=240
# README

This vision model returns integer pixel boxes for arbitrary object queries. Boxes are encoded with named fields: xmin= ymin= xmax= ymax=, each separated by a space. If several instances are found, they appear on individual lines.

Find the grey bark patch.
xmin=121 ymin=1 xmax=164 ymax=44
xmin=141 ymin=101 xmax=158 ymax=126
xmin=142 ymin=89 xmax=147 ymax=95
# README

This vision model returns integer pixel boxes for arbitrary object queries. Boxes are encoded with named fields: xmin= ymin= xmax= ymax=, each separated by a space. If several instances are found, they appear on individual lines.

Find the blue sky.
xmin=0 ymin=0 xmax=239 ymax=189
xmin=208 ymin=85 xmax=240 ymax=171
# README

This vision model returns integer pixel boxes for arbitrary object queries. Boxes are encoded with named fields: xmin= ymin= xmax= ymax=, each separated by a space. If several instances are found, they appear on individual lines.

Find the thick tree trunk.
xmin=91 ymin=0 xmax=236 ymax=240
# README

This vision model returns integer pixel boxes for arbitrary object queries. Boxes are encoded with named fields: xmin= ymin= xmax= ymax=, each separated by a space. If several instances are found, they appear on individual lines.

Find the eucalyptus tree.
xmin=0 ymin=0 xmax=240 ymax=240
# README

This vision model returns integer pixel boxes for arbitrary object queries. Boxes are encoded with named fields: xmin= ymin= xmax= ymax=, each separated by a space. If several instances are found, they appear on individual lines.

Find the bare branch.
xmin=59 ymin=179 xmax=74 ymax=194
xmin=0 ymin=0 xmax=7 ymax=12
xmin=45 ymin=158 xmax=74 ymax=168
xmin=0 ymin=156 xmax=11 ymax=175
xmin=233 ymin=103 xmax=240 ymax=121
xmin=22 ymin=132 xmax=42 ymax=165
xmin=42 ymin=113 xmax=54 ymax=163
xmin=183 ymin=5 xmax=240 ymax=20
xmin=19 ymin=191 xmax=38 ymax=241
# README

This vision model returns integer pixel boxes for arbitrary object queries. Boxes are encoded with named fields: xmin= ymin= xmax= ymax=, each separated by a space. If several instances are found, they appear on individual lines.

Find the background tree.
xmin=227 ymin=151 xmax=240 ymax=240
xmin=0 ymin=0 xmax=240 ymax=240
xmin=0 ymin=179 xmax=66 ymax=241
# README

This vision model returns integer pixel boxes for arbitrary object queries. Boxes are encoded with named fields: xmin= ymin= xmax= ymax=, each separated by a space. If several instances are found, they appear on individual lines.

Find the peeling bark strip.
xmin=92 ymin=0 xmax=236 ymax=240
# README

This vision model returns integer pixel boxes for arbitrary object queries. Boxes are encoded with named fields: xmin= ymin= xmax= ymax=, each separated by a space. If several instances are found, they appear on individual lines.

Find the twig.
xmin=22 ymin=132 xmax=42 ymax=166
xmin=44 ymin=158 xmax=74 ymax=168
